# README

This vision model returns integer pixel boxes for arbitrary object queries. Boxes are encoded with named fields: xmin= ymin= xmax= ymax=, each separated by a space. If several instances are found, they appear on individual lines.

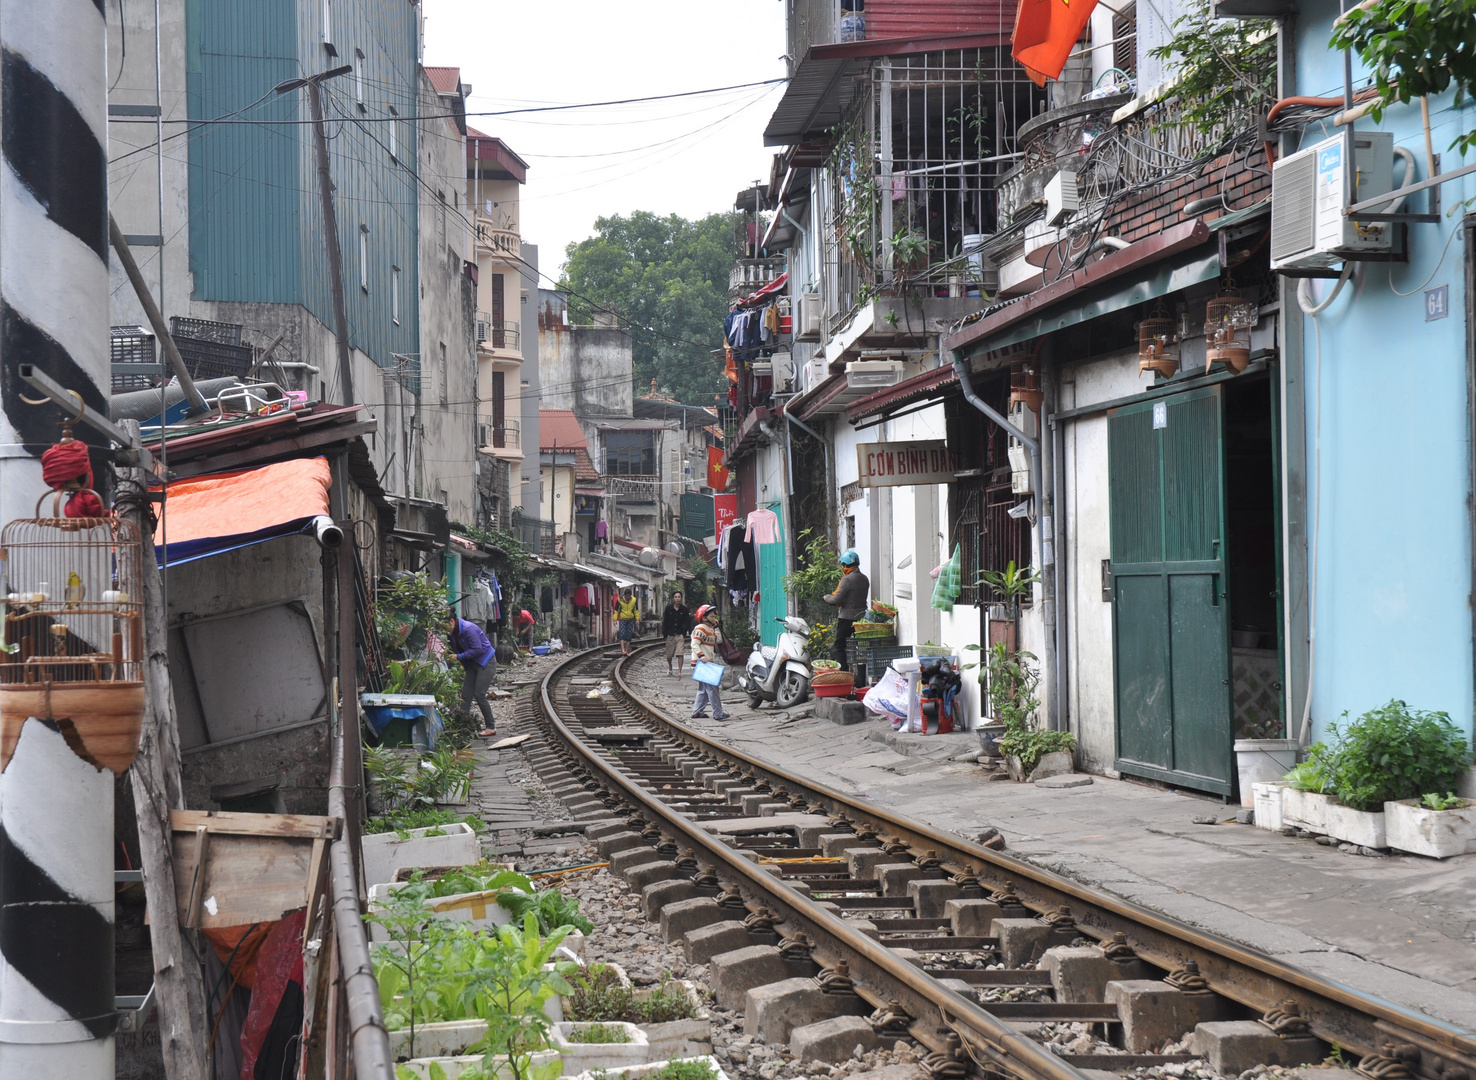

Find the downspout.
xmin=953 ymin=354 xmax=1063 ymax=732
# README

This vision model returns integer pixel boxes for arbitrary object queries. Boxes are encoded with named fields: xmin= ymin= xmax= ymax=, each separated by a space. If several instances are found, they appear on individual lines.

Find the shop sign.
xmin=856 ymin=441 xmax=957 ymax=488
xmin=713 ymin=493 xmax=738 ymax=537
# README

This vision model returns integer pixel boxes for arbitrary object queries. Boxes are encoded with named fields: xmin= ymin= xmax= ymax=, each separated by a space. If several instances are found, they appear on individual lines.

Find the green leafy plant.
xmin=1332 ymin=0 xmax=1476 ymax=154
xmin=890 ymin=230 xmax=931 ymax=274
xmin=366 ymin=745 xmax=476 ymax=815
xmin=720 ymin=611 xmax=758 ymax=652
xmin=565 ymin=1023 xmax=632 ymax=1044
xmin=1282 ymin=757 xmax=1332 ymax=793
xmin=377 ymin=571 xmax=454 ymax=657
xmin=364 ymin=809 xmax=485 ymax=838
xmin=964 ymin=643 xmax=1075 ymax=772
xmin=384 ymin=658 xmax=464 ymax=713
xmin=1421 ymin=791 xmax=1467 ymax=810
xmin=977 ymin=560 xmax=1040 ymax=617
xmin=647 ymin=1060 xmax=719 ymax=1080
xmin=419 ymin=864 xmax=533 ymax=899
xmin=1316 ymin=701 xmax=1471 ymax=811
xmin=567 ymin=966 xmax=699 ymax=1025
xmin=458 ymin=523 xmax=533 ymax=580
xmin=1147 ymin=0 xmax=1277 ymax=136
xmin=496 ymin=886 xmax=595 ymax=936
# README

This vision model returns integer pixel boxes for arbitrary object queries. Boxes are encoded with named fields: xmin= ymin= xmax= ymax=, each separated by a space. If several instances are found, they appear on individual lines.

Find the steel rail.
xmin=609 ymin=644 xmax=1476 ymax=1074
xmin=538 ymin=645 xmax=1093 ymax=1080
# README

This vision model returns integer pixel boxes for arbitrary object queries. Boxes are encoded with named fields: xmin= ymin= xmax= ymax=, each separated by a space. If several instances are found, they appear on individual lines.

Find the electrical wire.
xmin=1389 ymin=221 xmax=1462 ymax=297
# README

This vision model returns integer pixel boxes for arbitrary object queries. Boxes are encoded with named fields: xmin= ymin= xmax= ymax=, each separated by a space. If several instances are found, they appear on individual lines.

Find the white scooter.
xmin=737 ymin=615 xmax=813 ymax=709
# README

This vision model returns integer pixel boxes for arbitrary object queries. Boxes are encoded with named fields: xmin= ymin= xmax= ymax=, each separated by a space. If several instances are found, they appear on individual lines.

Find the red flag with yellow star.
xmin=1012 ymin=0 xmax=1098 ymax=86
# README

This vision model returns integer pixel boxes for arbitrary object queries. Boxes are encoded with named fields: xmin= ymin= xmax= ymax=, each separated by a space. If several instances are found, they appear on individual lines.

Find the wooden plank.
xmin=183 ymin=824 xmax=211 ymax=929
xmin=171 ymin=829 xmax=318 ymax=928
xmin=171 ymin=808 xmax=338 ymax=840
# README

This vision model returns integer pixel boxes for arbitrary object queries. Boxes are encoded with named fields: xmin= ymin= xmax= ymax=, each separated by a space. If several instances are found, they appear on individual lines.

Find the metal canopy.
xmin=763 ymin=56 xmax=866 ymax=147
xmin=965 ymin=251 xmax=1223 ymax=356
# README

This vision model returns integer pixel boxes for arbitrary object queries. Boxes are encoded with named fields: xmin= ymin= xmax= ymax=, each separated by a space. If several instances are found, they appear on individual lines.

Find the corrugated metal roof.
xmin=466 ymin=127 xmax=529 ymax=183
xmin=424 ymin=66 xmax=461 ymax=95
xmin=763 ymin=55 xmax=867 ymax=147
xmin=538 ymin=408 xmax=588 ymax=449
xmin=866 ymin=0 xmax=1015 ymax=38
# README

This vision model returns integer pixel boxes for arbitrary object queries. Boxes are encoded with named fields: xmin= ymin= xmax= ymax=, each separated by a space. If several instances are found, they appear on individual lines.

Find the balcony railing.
xmin=480 ymin=418 xmax=521 ymax=450
xmin=729 ymin=258 xmax=786 ymax=296
xmin=476 ymin=315 xmax=520 ymax=353
xmin=475 ymin=218 xmax=520 ymax=257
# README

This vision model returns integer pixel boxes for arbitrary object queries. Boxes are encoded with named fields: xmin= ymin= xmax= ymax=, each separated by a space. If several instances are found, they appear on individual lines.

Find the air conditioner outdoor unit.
xmin=1044 ymin=169 xmax=1079 ymax=227
xmin=769 ymin=349 xmax=793 ymax=387
xmin=805 ymin=355 xmax=827 ymax=388
xmin=478 ymin=423 xmax=489 ymax=447
xmin=796 ymin=293 xmax=823 ymax=342
xmin=1270 ymin=132 xmax=1394 ymax=271
xmin=845 ymin=359 xmax=904 ymax=388
xmin=475 ymin=319 xmax=490 ymax=343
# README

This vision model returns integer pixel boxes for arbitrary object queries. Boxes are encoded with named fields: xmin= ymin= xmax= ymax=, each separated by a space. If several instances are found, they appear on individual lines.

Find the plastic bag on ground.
xmin=862 ymin=666 xmax=910 ymax=720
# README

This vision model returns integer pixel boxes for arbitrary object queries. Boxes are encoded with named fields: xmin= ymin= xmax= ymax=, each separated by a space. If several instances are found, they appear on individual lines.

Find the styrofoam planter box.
xmin=1322 ymin=798 xmax=1387 ymax=849
xmin=389 ymin=1018 xmax=487 ymax=1060
xmin=362 ymin=823 xmax=480 ymax=887
xmin=1252 ymin=781 xmax=1289 ymax=831
xmin=1385 ymin=799 xmax=1476 ymax=858
xmin=1234 ymin=739 xmax=1298 ymax=807
xmin=1280 ymin=788 xmax=1327 ymax=832
xmin=367 ymin=881 xmax=516 ymax=943
xmin=571 ymin=1055 xmax=730 ymax=1080
xmin=635 ymin=982 xmax=711 ymax=1060
xmin=551 ymin=1022 xmax=651 ymax=1071
xmin=399 ymin=1048 xmax=560 ymax=1080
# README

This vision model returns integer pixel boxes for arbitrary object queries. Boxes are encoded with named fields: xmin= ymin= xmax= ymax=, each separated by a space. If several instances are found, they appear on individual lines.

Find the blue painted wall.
xmin=1293 ymin=0 xmax=1476 ymax=741
xmin=186 ymin=0 xmax=420 ymax=369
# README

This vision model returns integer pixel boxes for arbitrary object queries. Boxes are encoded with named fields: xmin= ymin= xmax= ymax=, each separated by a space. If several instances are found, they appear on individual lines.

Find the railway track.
xmin=519 ymin=642 xmax=1476 ymax=1080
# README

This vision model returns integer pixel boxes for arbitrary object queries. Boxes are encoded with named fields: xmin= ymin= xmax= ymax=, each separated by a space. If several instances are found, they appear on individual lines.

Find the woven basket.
xmin=811 ymin=671 xmax=856 ymax=687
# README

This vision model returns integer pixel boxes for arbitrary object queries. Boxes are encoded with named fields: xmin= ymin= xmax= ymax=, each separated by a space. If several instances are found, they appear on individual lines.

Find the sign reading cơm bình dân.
xmin=856 ymin=440 xmax=958 ymax=488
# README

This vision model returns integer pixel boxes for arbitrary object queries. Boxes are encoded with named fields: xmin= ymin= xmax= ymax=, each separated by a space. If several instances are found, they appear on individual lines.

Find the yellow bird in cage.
xmin=64 ymin=571 xmax=85 ymax=605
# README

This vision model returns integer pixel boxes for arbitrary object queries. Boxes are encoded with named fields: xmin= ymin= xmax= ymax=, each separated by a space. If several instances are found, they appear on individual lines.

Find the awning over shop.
xmin=156 ymin=457 xmax=332 ymax=568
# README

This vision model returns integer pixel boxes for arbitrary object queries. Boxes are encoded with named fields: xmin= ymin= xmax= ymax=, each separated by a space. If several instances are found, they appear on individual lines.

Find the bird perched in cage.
xmin=65 ymin=571 xmax=85 ymax=605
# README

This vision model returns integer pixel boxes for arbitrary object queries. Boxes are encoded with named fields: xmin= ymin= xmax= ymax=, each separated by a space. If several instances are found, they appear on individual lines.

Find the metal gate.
xmin=1108 ymin=385 xmax=1233 ymax=796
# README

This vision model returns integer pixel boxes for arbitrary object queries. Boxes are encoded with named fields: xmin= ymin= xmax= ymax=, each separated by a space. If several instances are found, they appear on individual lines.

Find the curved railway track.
xmin=521 ymin=642 xmax=1475 ymax=1080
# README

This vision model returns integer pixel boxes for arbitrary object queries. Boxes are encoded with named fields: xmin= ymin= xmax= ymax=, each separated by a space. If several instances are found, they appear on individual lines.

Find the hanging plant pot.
xmin=0 ymin=681 xmax=146 ymax=773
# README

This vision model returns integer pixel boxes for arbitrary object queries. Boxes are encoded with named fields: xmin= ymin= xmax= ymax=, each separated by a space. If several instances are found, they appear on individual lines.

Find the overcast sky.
xmin=423 ymin=1 xmax=788 ymax=281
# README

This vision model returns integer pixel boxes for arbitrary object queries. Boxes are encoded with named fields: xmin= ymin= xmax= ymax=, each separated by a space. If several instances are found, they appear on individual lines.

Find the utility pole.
xmin=277 ymin=66 xmax=355 ymax=406
xmin=0 ymin=3 xmax=116 ymax=1077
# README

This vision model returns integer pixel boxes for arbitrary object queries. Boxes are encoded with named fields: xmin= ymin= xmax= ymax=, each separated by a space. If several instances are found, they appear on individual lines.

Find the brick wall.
xmin=1104 ymin=147 xmax=1271 ymax=243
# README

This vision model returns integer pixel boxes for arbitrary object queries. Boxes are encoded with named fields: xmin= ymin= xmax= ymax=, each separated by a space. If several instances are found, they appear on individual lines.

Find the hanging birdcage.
xmin=0 ymin=490 xmax=146 ymax=773
xmin=1009 ymin=362 xmax=1043 ymax=414
xmin=1204 ymin=293 xmax=1256 ymax=374
xmin=1137 ymin=305 xmax=1180 ymax=380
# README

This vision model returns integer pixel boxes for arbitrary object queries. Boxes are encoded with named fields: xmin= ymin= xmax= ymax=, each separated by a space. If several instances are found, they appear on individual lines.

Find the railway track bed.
xmin=505 ymin=643 xmax=1476 ymax=1080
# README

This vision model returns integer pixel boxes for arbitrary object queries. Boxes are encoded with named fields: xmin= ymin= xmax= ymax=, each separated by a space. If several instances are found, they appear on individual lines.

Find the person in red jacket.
xmin=516 ymin=608 xmax=536 ymax=648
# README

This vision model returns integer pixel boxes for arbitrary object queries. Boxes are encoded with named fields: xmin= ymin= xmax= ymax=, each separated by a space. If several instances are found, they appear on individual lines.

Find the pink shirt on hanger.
xmin=745 ymin=508 xmax=779 ymax=545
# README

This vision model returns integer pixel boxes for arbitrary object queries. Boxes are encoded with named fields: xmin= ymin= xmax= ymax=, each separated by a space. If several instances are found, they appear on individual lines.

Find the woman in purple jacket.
xmin=446 ymin=614 xmax=497 ymax=737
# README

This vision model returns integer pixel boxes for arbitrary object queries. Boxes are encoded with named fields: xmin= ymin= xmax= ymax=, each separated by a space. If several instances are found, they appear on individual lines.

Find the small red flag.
xmin=1012 ymin=0 xmax=1099 ymax=86
xmin=707 ymin=445 xmax=729 ymax=490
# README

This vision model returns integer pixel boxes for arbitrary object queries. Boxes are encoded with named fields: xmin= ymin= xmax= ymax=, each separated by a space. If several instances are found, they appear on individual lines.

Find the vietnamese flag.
xmin=1012 ymin=0 xmax=1098 ymax=86
xmin=707 ymin=445 xmax=729 ymax=490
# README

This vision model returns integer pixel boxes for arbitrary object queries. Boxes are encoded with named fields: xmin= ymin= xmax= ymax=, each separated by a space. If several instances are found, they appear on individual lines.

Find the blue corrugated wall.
xmin=186 ymin=0 xmax=420 ymax=369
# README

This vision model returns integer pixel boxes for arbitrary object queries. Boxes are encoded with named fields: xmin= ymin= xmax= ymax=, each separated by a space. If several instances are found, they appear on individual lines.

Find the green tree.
xmin=561 ymin=211 xmax=731 ymax=404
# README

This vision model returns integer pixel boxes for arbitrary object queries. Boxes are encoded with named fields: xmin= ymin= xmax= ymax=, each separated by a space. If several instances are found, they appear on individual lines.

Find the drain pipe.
xmin=953 ymin=354 xmax=1062 ymax=731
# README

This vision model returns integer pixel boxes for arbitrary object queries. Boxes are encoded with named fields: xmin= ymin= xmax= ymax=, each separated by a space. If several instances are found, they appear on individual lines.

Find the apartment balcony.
xmin=476 ymin=314 xmax=522 ymax=361
xmin=479 ymin=418 xmax=523 ymax=461
xmin=475 ymin=217 xmax=521 ymax=260
xmin=729 ymin=258 xmax=786 ymax=300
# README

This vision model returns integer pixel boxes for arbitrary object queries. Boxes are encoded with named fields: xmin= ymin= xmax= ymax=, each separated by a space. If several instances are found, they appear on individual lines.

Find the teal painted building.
xmin=185 ymin=0 xmax=420 ymax=370
xmin=1288 ymin=0 xmax=1476 ymax=744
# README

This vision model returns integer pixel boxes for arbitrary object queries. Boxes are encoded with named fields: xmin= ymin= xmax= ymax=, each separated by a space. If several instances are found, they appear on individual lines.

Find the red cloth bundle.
xmin=39 ymin=441 xmax=103 ymax=518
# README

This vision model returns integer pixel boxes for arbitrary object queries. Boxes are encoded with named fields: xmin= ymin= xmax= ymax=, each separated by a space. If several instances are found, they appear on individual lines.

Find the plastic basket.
xmin=169 ymin=315 xmax=242 ymax=345
xmin=815 ymin=682 xmax=853 ymax=698
xmin=110 ymin=326 xmax=159 ymax=393
xmin=176 ymin=336 xmax=253 ymax=381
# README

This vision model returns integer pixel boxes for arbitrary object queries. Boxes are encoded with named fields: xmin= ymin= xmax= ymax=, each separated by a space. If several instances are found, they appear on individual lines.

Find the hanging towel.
xmin=932 ymin=544 xmax=962 ymax=612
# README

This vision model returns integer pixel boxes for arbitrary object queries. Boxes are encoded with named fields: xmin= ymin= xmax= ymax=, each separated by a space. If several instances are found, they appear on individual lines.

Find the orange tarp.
xmin=163 ymin=457 xmax=332 ymax=546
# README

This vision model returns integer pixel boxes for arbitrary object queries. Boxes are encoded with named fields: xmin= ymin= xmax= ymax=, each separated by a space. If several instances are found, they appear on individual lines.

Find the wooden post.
xmin=117 ymin=419 xmax=210 ymax=1080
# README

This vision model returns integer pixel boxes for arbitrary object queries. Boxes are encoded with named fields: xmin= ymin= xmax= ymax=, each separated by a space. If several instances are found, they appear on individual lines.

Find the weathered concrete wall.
xmin=537 ymin=290 xmax=634 ymax=419
xmin=1059 ymin=347 xmax=1143 ymax=774
xmin=417 ymin=69 xmax=477 ymax=525
xmin=542 ymin=464 xmax=577 ymax=535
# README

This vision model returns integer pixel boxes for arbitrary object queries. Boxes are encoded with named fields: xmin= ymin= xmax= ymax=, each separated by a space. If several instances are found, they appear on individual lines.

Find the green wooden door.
xmin=1108 ymin=386 xmax=1233 ymax=796
xmin=757 ymin=503 xmax=787 ymax=646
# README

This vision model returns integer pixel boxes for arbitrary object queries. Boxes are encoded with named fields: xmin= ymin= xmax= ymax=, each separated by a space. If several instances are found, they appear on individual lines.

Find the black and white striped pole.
xmin=0 ymin=0 xmax=117 ymax=1074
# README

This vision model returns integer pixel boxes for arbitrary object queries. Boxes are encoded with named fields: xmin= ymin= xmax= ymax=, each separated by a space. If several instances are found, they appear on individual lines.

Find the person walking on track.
xmin=614 ymin=588 xmax=641 ymax=656
xmin=447 ymin=612 xmax=497 ymax=737
xmin=662 ymin=590 xmax=694 ymax=676
xmin=823 ymin=549 xmax=870 ymax=667
xmin=689 ymin=605 xmax=731 ymax=720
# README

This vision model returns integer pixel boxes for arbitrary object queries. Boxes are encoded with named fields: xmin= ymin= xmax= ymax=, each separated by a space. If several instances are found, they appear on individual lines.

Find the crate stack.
xmin=169 ymin=316 xmax=252 ymax=381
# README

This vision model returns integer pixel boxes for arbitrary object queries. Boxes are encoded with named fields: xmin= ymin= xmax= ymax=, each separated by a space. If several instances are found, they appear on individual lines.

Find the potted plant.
xmin=1281 ymin=700 xmax=1471 ymax=849
xmin=567 ymin=1056 xmax=729 ymax=1080
xmin=1233 ymin=710 xmax=1298 ymax=809
xmin=565 ymin=965 xmax=710 ymax=1060
xmin=963 ymin=643 xmax=1074 ymax=778
xmin=550 ymin=1022 xmax=651 ymax=1072
xmin=1385 ymin=792 xmax=1476 ymax=858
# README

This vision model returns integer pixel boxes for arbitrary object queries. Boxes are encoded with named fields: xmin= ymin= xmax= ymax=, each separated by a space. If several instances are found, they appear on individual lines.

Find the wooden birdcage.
xmin=1204 ymin=293 xmax=1256 ymax=374
xmin=1137 ymin=306 xmax=1180 ymax=380
xmin=1008 ymin=363 xmax=1043 ymax=414
xmin=0 ymin=491 xmax=146 ymax=772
